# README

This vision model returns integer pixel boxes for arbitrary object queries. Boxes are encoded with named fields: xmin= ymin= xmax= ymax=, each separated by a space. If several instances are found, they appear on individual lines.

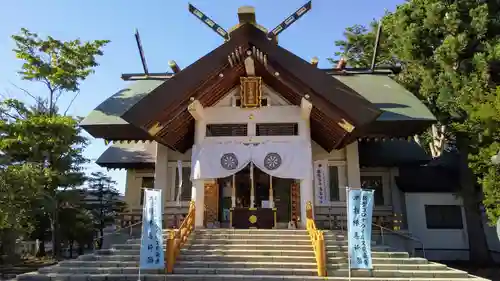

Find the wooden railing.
xmin=305 ymin=201 xmax=326 ymax=277
xmin=165 ymin=201 xmax=195 ymax=273
xmin=324 ymin=212 xmax=404 ymax=231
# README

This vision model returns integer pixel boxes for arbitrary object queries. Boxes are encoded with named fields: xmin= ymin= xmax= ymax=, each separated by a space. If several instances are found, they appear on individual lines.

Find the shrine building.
xmin=80 ymin=5 xmax=497 ymax=260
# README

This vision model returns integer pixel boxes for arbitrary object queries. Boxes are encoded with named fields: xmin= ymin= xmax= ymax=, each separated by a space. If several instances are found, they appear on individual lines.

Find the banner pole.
xmin=138 ymin=189 xmax=147 ymax=281
xmin=347 ymin=186 xmax=351 ymax=281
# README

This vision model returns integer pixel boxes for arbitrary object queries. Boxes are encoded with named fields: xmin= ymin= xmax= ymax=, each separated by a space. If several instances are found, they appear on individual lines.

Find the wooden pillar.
xmin=250 ymin=163 xmax=255 ymax=208
xmin=154 ymin=143 xmax=168 ymax=207
xmin=231 ymin=174 xmax=236 ymax=208
xmin=269 ymin=175 xmax=274 ymax=208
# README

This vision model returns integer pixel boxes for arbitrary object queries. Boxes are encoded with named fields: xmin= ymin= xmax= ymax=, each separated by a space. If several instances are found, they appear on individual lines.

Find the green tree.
xmin=0 ymin=163 xmax=47 ymax=262
xmin=329 ymin=21 xmax=397 ymax=68
xmin=85 ymin=172 xmax=125 ymax=250
xmin=332 ymin=0 xmax=500 ymax=264
xmin=0 ymin=98 xmax=89 ymax=258
xmin=58 ymin=194 xmax=95 ymax=258
xmin=6 ymin=28 xmax=110 ymax=258
xmin=12 ymin=28 xmax=110 ymax=115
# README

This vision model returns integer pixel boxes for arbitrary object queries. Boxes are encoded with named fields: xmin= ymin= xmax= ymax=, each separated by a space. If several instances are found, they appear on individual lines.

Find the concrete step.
xmin=327 ymin=263 xmax=447 ymax=271
xmin=188 ymin=243 xmax=313 ymax=250
xmin=194 ymin=229 xmax=308 ymax=235
xmin=324 ymin=244 xmax=384 ymax=252
xmin=95 ymin=246 xmax=315 ymax=256
xmin=78 ymin=254 xmax=140 ymax=262
xmin=328 ymin=268 xmax=470 ymax=278
xmin=328 ymin=251 xmax=409 ymax=259
xmin=58 ymin=260 xmax=138 ymax=267
xmin=175 ymin=260 xmax=317 ymax=269
xmin=191 ymin=238 xmax=313 ymax=245
xmin=193 ymin=233 xmax=310 ymax=240
xmin=324 ymin=240 xmax=377 ymax=246
xmin=180 ymin=248 xmax=315 ymax=257
xmin=15 ymin=272 xmax=487 ymax=281
xmin=326 ymin=257 xmax=429 ymax=265
xmin=177 ymin=254 xmax=315 ymax=263
xmin=40 ymin=266 xmax=316 ymax=276
xmin=173 ymin=267 xmax=317 ymax=276
xmin=37 ymin=266 xmax=162 ymax=274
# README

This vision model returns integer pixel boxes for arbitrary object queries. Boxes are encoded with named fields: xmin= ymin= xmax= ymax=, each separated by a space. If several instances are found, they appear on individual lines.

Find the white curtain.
xmin=191 ymin=142 xmax=251 ymax=180
xmin=191 ymin=140 xmax=312 ymax=180
xmin=252 ymin=141 xmax=311 ymax=179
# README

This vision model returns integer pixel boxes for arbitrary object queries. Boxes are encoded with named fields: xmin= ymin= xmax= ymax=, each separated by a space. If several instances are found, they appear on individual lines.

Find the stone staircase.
xmin=14 ymin=229 xmax=489 ymax=281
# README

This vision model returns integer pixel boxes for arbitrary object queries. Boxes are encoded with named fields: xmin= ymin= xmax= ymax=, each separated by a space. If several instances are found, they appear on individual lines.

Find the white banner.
xmin=175 ymin=160 xmax=183 ymax=206
xmin=139 ymin=189 xmax=164 ymax=269
xmin=314 ymin=160 xmax=330 ymax=206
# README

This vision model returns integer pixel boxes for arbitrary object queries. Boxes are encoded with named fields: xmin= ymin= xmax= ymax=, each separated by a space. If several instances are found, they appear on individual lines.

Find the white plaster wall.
xmin=405 ymin=193 xmax=469 ymax=260
xmin=124 ymin=143 xmax=193 ymax=210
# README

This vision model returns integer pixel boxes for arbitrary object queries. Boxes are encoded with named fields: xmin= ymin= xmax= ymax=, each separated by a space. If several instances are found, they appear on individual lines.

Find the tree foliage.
xmin=0 ymin=164 xmax=47 ymax=232
xmin=85 ymin=172 xmax=125 ymax=249
xmin=0 ymin=28 xmax=110 ymax=260
xmin=332 ymin=0 xmax=500 ymax=264
xmin=12 ymin=28 xmax=110 ymax=113
xmin=58 ymin=191 xmax=95 ymax=257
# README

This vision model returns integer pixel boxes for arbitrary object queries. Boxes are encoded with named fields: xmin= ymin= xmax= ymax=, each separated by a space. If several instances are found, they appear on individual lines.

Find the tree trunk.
xmin=0 ymin=229 xmax=20 ymax=264
xmin=50 ymin=207 xmax=60 ymax=259
xmin=36 ymin=239 xmax=46 ymax=257
xmin=457 ymin=136 xmax=493 ymax=265
xmin=99 ymin=221 xmax=104 ymax=250
xmin=69 ymin=240 xmax=74 ymax=258
xmin=77 ymin=242 xmax=84 ymax=256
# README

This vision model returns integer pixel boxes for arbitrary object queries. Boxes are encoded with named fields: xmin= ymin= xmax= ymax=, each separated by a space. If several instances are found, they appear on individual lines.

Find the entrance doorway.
xmin=216 ymin=164 xmax=294 ymax=228
xmin=273 ymin=177 xmax=293 ymax=223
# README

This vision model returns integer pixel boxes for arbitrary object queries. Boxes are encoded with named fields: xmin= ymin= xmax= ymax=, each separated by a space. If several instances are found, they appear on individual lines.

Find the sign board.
xmin=347 ymin=188 xmax=375 ymax=269
xmin=139 ymin=189 xmax=164 ymax=269
xmin=240 ymin=77 xmax=262 ymax=108
xmin=314 ymin=160 xmax=330 ymax=206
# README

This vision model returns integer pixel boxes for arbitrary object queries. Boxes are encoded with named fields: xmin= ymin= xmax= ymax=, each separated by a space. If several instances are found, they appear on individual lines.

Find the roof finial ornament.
xmin=188 ymin=3 xmax=229 ymax=40
xmin=169 ymin=60 xmax=181 ymax=74
xmin=337 ymin=57 xmax=347 ymax=70
xmin=310 ymin=57 xmax=319 ymax=68
xmin=134 ymin=29 xmax=149 ymax=76
xmin=238 ymin=6 xmax=256 ymax=24
xmin=267 ymin=1 xmax=312 ymax=41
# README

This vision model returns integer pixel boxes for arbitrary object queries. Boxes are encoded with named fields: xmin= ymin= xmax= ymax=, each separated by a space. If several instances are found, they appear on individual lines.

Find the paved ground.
xmin=0 ymin=256 xmax=56 ymax=281
xmin=442 ymin=261 xmax=500 ymax=281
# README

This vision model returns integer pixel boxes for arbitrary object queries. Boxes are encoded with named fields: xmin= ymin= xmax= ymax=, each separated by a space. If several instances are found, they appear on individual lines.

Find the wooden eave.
xmin=134 ymin=60 xmax=362 ymax=153
xmin=238 ymin=24 xmax=381 ymax=127
xmin=121 ymin=23 xmax=382 ymax=152
xmin=254 ymin=62 xmax=349 ymax=151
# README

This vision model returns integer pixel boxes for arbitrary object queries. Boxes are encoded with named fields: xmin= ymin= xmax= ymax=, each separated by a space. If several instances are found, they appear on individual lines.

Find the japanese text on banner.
xmin=139 ymin=189 xmax=165 ymax=269
xmin=313 ymin=160 xmax=329 ymax=206
xmin=347 ymin=188 xmax=375 ymax=269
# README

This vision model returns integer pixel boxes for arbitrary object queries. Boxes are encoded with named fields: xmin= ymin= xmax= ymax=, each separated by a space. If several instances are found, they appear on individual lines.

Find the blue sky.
xmin=0 ymin=0 xmax=403 ymax=194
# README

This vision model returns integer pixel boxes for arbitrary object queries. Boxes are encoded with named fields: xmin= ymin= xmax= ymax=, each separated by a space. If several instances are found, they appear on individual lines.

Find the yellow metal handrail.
xmin=166 ymin=201 xmax=195 ymax=273
xmin=305 ymin=201 xmax=326 ymax=277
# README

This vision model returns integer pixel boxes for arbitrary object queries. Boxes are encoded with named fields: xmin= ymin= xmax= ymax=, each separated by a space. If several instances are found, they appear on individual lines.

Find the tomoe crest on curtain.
xmin=220 ymin=153 xmax=238 ymax=170
xmin=264 ymin=152 xmax=282 ymax=170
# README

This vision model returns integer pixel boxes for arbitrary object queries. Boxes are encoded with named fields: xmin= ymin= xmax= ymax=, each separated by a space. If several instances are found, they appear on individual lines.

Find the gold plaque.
xmin=249 ymin=215 xmax=257 ymax=224
xmin=240 ymin=77 xmax=262 ymax=108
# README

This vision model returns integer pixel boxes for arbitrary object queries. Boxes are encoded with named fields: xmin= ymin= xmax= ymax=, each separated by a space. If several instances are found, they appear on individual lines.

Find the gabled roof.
xmin=118 ymin=24 xmax=382 ymax=152
xmin=80 ymin=81 xmax=161 ymax=140
xmin=96 ymin=142 xmax=155 ymax=169
xmin=81 ymin=24 xmax=437 ymax=153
